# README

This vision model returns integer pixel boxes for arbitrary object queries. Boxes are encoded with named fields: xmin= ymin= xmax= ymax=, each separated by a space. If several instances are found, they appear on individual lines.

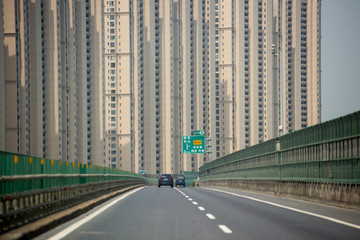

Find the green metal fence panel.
xmin=0 ymin=150 xmax=146 ymax=195
xmin=200 ymin=111 xmax=360 ymax=185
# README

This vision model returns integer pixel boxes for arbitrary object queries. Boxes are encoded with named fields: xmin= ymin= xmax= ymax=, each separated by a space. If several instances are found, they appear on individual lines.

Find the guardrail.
xmin=0 ymin=152 xmax=148 ymax=233
xmin=200 ymin=111 xmax=360 ymax=184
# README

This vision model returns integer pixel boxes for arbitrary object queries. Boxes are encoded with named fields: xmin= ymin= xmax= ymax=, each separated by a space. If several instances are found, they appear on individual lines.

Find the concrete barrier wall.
xmin=201 ymin=180 xmax=360 ymax=210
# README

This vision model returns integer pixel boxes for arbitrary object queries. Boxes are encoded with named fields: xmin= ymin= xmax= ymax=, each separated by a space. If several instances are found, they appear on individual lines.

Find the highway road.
xmin=36 ymin=186 xmax=360 ymax=240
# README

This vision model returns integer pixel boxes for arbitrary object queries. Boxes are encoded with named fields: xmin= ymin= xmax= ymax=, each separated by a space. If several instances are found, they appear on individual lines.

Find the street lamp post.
xmin=272 ymin=43 xmax=282 ymax=137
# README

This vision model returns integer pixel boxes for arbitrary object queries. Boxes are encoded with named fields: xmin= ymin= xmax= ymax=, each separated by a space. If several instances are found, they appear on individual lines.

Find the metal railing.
xmin=200 ymin=111 xmax=360 ymax=184
xmin=0 ymin=153 xmax=146 ymax=195
xmin=0 ymin=152 xmax=148 ymax=233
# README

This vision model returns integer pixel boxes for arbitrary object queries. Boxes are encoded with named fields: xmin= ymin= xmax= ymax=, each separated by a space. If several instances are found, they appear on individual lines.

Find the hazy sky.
xmin=321 ymin=0 xmax=360 ymax=122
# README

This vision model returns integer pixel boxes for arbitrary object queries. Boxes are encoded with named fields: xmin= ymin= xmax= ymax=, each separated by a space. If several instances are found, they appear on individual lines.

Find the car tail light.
xmin=159 ymin=177 xmax=163 ymax=180
xmin=170 ymin=178 xmax=173 ymax=181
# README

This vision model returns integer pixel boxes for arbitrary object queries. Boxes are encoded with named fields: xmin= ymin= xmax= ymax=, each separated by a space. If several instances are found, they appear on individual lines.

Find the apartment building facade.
xmin=1 ymin=0 xmax=321 ymax=175
xmin=279 ymin=0 xmax=321 ymax=133
xmin=103 ymin=0 xmax=321 ymax=174
xmin=0 ymin=0 xmax=106 ymax=166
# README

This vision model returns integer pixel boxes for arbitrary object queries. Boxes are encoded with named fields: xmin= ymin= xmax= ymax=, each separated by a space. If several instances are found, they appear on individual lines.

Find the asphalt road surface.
xmin=36 ymin=186 xmax=360 ymax=240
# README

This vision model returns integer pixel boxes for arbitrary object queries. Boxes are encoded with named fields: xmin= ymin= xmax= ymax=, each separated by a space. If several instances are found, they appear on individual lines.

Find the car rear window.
xmin=161 ymin=174 xmax=171 ymax=178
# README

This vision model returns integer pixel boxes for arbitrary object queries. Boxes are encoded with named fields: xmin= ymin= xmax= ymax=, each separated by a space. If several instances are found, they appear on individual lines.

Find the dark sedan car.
xmin=175 ymin=175 xmax=185 ymax=187
xmin=158 ymin=174 xmax=174 ymax=188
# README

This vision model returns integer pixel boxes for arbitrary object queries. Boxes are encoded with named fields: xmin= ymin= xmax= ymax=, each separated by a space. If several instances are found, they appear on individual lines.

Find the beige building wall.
xmin=75 ymin=0 xmax=87 ymax=164
xmin=0 ymin=0 xmax=4 ymax=150
xmin=216 ymin=0 xmax=278 ymax=156
xmin=172 ymin=0 xmax=182 ymax=174
xmin=181 ymin=0 xmax=192 ymax=172
xmin=159 ymin=0 xmax=174 ymax=174
xmin=1 ymin=0 xmax=320 ymax=175
xmin=142 ymin=0 xmax=157 ymax=174
xmin=111 ymin=0 xmax=321 ymax=174
xmin=180 ymin=0 xmax=216 ymax=172
xmin=280 ymin=0 xmax=321 ymax=134
xmin=0 ymin=0 xmax=106 ymax=166
xmin=214 ymin=0 xmax=320 ymax=159
xmin=307 ymin=0 xmax=321 ymax=125
xmin=2 ymin=0 xmax=18 ymax=154
xmin=112 ymin=0 xmax=320 ymax=173
xmin=43 ymin=0 xmax=62 ymax=160
xmin=28 ymin=0 xmax=43 ymax=158
xmin=108 ymin=0 xmax=216 ymax=174
xmin=88 ymin=0 xmax=106 ymax=167
xmin=104 ymin=0 xmax=134 ymax=171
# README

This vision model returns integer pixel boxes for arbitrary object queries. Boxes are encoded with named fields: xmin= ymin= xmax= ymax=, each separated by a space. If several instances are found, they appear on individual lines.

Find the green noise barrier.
xmin=0 ymin=152 xmax=145 ymax=195
xmin=200 ymin=111 xmax=360 ymax=184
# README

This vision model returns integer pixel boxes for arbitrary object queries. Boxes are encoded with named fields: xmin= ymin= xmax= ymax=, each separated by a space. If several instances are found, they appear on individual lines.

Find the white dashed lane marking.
xmin=219 ymin=225 xmax=232 ymax=234
xmin=176 ymin=189 xmax=233 ymax=235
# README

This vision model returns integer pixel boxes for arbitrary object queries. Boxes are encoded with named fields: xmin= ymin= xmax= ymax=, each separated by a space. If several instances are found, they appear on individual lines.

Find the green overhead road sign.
xmin=182 ymin=135 xmax=206 ymax=154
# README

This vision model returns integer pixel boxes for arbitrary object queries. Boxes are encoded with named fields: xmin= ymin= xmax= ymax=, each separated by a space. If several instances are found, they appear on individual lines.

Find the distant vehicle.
xmin=138 ymin=170 xmax=147 ymax=177
xmin=175 ymin=175 xmax=185 ymax=187
xmin=158 ymin=174 xmax=173 ymax=188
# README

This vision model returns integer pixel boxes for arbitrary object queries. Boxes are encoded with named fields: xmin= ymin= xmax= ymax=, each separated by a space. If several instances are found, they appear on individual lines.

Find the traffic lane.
xmin=179 ymin=187 xmax=360 ymax=240
xmin=42 ymin=186 xmax=235 ymax=240
xmin=202 ymin=187 xmax=360 ymax=226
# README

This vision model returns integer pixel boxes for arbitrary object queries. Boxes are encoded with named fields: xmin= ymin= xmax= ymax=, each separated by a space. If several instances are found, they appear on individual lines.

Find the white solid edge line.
xmin=206 ymin=213 xmax=216 ymax=220
xmin=48 ymin=187 xmax=145 ymax=240
xmin=203 ymin=187 xmax=360 ymax=230
xmin=198 ymin=206 xmax=205 ymax=211
xmin=219 ymin=225 xmax=232 ymax=233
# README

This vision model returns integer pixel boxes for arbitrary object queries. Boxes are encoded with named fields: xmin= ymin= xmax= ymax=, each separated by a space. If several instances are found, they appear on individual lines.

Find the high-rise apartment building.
xmin=279 ymin=0 xmax=321 ymax=133
xmin=103 ymin=1 xmax=135 ymax=171
xmin=1 ymin=0 xmax=321 ymax=175
xmin=103 ymin=0 xmax=217 ymax=174
xmin=103 ymin=0 xmax=321 ymax=174
xmin=0 ymin=0 xmax=106 ymax=166
xmin=215 ymin=0 xmax=279 ymax=155
xmin=214 ymin=0 xmax=321 ymax=157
